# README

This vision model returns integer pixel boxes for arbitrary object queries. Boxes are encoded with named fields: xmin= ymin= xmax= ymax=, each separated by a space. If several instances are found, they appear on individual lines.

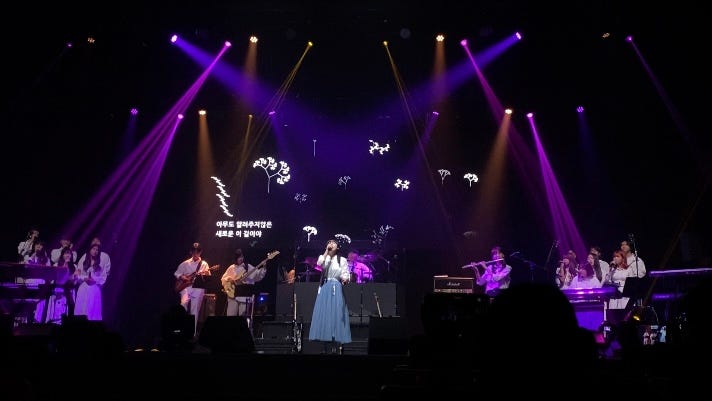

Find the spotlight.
xmin=170 ymin=34 xmax=178 ymax=43
xmin=177 ymin=114 xmax=184 ymax=120
xmin=504 ymin=108 xmax=512 ymax=115
xmin=249 ymin=36 xmax=258 ymax=43
xmin=224 ymin=41 xmax=232 ymax=47
xmin=432 ymin=111 xmax=439 ymax=116
xmin=198 ymin=110 xmax=206 ymax=116
xmin=268 ymin=110 xmax=276 ymax=116
xmin=435 ymin=34 xmax=445 ymax=42
xmin=460 ymin=39 xmax=468 ymax=46
xmin=576 ymin=106 xmax=584 ymax=113
xmin=526 ymin=112 xmax=534 ymax=118
xmin=515 ymin=32 xmax=522 ymax=40
xmin=625 ymin=35 xmax=633 ymax=42
xmin=130 ymin=108 xmax=138 ymax=116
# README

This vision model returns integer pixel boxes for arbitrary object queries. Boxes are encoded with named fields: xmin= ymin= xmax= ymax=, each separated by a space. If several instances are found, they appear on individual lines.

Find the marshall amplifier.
xmin=433 ymin=276 xmax=475 ymax=294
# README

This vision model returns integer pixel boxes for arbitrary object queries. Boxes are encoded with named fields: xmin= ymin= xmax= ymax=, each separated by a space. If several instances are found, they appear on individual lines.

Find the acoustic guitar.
xmin=223 ymin=251 xmax=279 ymax=298
xmin=175 ymin=264 xmax=220 ymax=293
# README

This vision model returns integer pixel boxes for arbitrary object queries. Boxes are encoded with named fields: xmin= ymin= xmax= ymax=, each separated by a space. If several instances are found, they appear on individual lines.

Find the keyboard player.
xmin=1 ymin=260 xmax=69 ymax=325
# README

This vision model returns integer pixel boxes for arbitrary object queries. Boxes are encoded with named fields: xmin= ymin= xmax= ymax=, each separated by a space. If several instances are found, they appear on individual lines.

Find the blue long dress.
xmin=308 ymin=254 xmax=352 ymax=344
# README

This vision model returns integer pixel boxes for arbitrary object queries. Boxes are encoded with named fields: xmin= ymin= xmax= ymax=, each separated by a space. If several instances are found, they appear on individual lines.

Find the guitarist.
xmin=221 ymin=248 xmax=268 ymax=323
xmin=174 ymin=242 xmax=212 ymax=337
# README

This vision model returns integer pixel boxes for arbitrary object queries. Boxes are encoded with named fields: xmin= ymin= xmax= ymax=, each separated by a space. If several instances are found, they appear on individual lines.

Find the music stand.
xmin=621 ymin=276 xmax=653 ymax=300
xmin=234 ymin=284 xmax=257 ymax=332
xmin=622 ymin=276 xmax=656 ymax=323
xmin=193 ymin=274 xmax=220 ymax=294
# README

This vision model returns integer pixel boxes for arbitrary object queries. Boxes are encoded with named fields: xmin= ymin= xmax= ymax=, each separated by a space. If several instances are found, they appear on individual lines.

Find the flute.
xmin=461 ymin=258 xmax=504 ymax=269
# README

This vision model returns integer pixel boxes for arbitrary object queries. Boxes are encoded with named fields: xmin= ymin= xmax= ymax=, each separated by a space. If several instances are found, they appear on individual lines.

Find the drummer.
xmin=347 ymin=251 xmax=372 ymax=283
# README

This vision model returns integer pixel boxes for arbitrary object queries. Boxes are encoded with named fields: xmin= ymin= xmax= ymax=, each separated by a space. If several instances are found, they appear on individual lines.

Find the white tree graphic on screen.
xmin=438 ymin=169 xmax=451 ymax=186
xmin=463 ymin=173 xmax=479 ymax=187
xmin=253 ymin=156 xmax=291 ymax=193
xmin=338 ymin=176 xmax=351 ymax=189
xmin=303 ymin=226 xmax=317 ymax=242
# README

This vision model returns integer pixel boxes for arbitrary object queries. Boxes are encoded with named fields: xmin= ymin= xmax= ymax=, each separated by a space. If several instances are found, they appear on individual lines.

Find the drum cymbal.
xmin=359 ymin=253 xmax=379 ymax=262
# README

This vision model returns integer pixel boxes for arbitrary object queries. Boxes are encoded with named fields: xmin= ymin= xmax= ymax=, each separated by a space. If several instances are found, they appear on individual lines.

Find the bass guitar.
xmin=223 ymin=251 xmax=279 ymax=298
xmin=175 ymin=264 xmax=220 ymax=293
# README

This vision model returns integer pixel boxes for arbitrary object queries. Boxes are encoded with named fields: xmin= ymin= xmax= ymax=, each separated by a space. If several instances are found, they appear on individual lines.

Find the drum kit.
xmin=289 ymin=252 xmax=383 ymax=283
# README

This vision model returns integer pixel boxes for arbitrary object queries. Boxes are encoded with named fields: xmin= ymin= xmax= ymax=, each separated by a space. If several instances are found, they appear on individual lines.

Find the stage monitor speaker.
xmin=368 ymin=316 xmax=409 ymax=355
xmin=421 ymin=292 xmax=489 ymax=343
xmin=160 ymin=305 xmax=195 ymax=351
xmin=10 ymin=323 xmax=57 ymax=355
xmin=198 ymin=316 xmax=255 ymax=354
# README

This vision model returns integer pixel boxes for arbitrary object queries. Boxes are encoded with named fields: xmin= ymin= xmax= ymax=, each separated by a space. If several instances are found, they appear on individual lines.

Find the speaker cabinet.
xmin=275 ymin=283 xmax=320 ymax=322
xmin=343 ymin=283 xmax=363 ymax=320
xmin=198 ymin=316 xmax=255 ymax=353
xmin=275 ymin=282 xmax=403 ymax=323
xmin=363 ymin=283 xmax=401 ymax=317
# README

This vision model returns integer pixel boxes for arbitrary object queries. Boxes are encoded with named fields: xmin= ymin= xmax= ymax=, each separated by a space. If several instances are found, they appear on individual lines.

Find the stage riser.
xmin=255 ymin=322 xmax=381 ymax=355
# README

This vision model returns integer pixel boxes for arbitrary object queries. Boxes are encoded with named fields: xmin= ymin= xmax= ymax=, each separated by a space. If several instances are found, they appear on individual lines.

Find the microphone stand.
xmin=629 ymin=234 xmax=640 ymax=278
xmin=544 ymin=240 xmax=559 ymax=282
xmin=628 ymin=233 xmax=643 ymax=308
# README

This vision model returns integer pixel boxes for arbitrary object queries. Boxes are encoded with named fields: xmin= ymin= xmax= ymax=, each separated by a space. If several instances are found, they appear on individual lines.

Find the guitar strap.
xmin=194 ymin=258 xmax=203 ymax=274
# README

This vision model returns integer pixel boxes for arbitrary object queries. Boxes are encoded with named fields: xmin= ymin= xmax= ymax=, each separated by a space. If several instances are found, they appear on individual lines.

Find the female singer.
xmin=606 ymin=249 xmax=643 ymax=311
xmin=308 ymin=239 xmax=352 ymax=354
xmin=555 ymin=253 xmax=578 ymax=288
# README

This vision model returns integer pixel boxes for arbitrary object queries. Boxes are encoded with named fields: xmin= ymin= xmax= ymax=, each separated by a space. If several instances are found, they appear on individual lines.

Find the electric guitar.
xmin=223 ymin=251 xmax=279 ymax=298
xmin=175 ymin=264 xmax=220 ymax=293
